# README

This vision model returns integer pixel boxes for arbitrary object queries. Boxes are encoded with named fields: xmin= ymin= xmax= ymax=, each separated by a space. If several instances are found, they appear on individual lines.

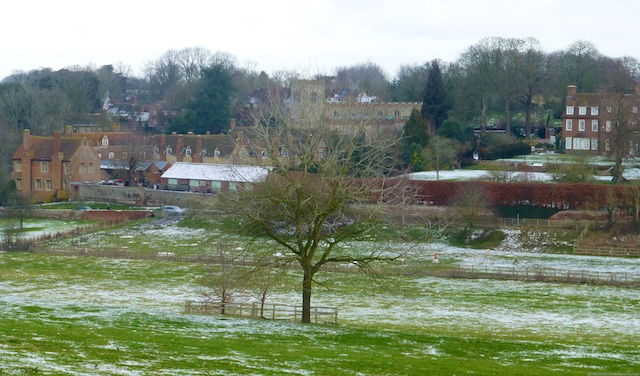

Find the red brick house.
xmin=12 ymin=130 xmax=101 ymax=201
xmin=563 ymin=85 xmax=640 ymax=155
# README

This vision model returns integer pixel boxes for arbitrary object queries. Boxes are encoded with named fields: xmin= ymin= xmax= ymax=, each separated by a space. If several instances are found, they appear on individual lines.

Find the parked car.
xmin=74 ymin=206 xmax=92 ymax=211
xmin=162 ymin=205 xmax=186 ymax=215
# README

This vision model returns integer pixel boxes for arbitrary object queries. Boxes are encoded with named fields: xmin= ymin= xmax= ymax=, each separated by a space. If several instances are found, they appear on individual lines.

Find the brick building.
xmin=12 ymin=130 xmax=101 ymax=201
xmin=563 ymin=85 xmax=640 ymax=155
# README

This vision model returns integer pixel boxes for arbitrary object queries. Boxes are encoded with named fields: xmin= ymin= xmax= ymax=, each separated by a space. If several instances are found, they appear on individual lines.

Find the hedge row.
xmin=395 ymin=180 xmax=638 ymax=210
xmin=478 ymin=142 xmax=531 ymax=160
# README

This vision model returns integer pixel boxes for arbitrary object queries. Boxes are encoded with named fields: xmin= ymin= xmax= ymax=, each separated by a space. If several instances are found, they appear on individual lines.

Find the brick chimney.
xmin=566 ymin=85 xmax=577 ymax=106
xmin=194 ymin=135 xmax=202 ymax=163
xmin=176 ymin=134 xmax=184 ymax=162
xmin=53 ymin=131 xmax=61 ymax=156
xmin=160 ymin=134 xmax=166 ymax=161
xmin=229 ymin=118 xmax=236 ymax=132
xmin=22 ymin=129 xmax=30 ymax=151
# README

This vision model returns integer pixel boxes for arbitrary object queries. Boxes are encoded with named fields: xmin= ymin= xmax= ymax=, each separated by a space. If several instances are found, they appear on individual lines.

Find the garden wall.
xmin=71 ymin=183 xmax=216 ymax=209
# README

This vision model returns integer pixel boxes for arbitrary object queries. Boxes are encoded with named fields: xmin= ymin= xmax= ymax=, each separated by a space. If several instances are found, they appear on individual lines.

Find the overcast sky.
xmin=2 ymin=0 xmax=638 ymax=81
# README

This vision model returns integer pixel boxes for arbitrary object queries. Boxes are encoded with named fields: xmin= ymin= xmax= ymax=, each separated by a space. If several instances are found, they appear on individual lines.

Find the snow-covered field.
xmin=1 ymin=218 xmax=639 ymax=373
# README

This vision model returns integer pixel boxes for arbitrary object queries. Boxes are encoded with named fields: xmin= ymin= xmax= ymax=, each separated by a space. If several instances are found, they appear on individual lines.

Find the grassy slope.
xmin=0 ymin=216 xmax=638 ymax=375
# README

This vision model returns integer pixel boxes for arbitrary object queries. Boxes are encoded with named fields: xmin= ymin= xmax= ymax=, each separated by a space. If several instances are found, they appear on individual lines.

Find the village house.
xmin=160 ymin=162 xmax=271 ymax=193
xmin=12 ymin=129 xmax=101 ymax=201
xmin=563 ymin=85 xmax=640 ymax=155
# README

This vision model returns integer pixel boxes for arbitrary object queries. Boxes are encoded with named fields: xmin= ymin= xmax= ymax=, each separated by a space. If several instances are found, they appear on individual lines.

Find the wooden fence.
xmin=184 ymin=301 xmax=339 ymax=325
xmin=498 ymin=218 xmax=589 ymax=229
xmin=447 ymin=265 xmax=640 ymax=286
xmin=573 ymin=246 xmax=640 ymax=257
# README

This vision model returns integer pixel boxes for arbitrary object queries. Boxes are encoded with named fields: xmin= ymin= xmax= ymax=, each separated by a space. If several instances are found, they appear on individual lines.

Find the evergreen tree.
xmin=169 ymin=63 xmax=235 ymax=134
xmin=402 ymin=108 xmax=429 ymax=169
xmin=421 ymin=60 xmax=450 ymax=134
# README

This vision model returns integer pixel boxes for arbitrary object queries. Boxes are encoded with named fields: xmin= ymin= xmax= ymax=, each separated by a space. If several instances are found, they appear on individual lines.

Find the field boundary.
xmin=184 ymin=301 xmax=338 ymax=324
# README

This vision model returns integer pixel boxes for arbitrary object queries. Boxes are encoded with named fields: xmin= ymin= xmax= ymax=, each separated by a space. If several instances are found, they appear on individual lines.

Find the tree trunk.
xmin=480 ymin=96 xmax=487 ymax=134
xmin=524 ymin=98 xmax=533 ymax=139
xmin=301 ymin=269 xmax=313 ymax=323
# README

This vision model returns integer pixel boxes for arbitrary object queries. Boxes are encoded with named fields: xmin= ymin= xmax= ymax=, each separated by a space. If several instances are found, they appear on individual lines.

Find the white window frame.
xmin=591 ymin=138 xmax=598 ymax=150
xmin=578 ymin=119 xmax=585 ymax=131
xmin=566 ymin=119 xmax=573 ymax=131
xmin=579 ymin=106 xmax=587 ymax=115
xmin=591 ymin=120 xmax=599 ymax=132
xmin=41 ymin=161 xmax=49 ymax=172
xmin=591 ymin=107 xmax=599 ymax=115
xmin=606 ymin=121 xmax=612 ymax=132
xmin=14 ymin=160 xmax=21 ymax=172
xmin=565 ymin=137 xmax=573 ymax=150
xmin=566 ymin=106 xmax=574 ymax=115
xmin=102 ymin=136 xmax=109 ymax=146
xmin=633 ymin=107 xmax=638 ymax=114
xmin=605 ymin=139 xmax=611 ymax=151
xmin=35 ymin=179 xmax=43 ymax=190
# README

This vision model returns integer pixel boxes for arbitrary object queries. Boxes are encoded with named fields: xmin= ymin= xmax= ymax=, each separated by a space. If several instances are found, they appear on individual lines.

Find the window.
xmin=632 ymin=141 xmax=639 ymax=155
xmin=606 ymin=121 xmax=612 ymax=132
xmin=63 ymin=181 xmax=68 ymax=190
xmin=566 ymin=119 xmax=572 ymax=131
xmin=605 ymin=139 xmax=611 ymax=151
xmin=591 ymin=138 xmax=598 ymax=150
xmin=15 ymin=178 xmax=21 ymax=190
xmin=565 ymin=137 xmax=573 ymax=150
xmin=79 ymin=163 xmax=86 ymax=174
xmin=591 ymin=107 xmax=599 ymax=115
xmin=566 ymin=106 xmax=574 ymax=115
xmin=578 ymin=119 xmax=585 ymax=131
xmin=108 ymin=152 xmax=114 ymax=159
xmin=153 ymin=145 xmax=160 ymax=154
xmin=634 ymin=107 xmax=638 ymax=114
xmin=310 ymin=92 xmax=317 ymax=103
xmin=35 ymin=179 xmax=43 ymax=190
xmin=394 ymin=110 xmax=400 ymax=117
xmin=573 ymin=137 xmax=590 ymax=150
xmin=165 ymin=146 xmax=172 ymax=155
xmin=63 ymin=162 xmax=70 ymax=174
xmin=121 ymin=152 xmax=128 ymax=159
xmin=14 ymin=160 xmax=21 ymax=172
xmin=591 ymin=120 xmax=599 ymax=132
xmin=102 ymin=136 xmax=109 ymax=146
xmin=40 ymin=161 xmax=49 ymax=172
xmin=88 ymin=163 xmax=95 ymax=174
xmin=579 ymin=106 xmax=587 ymax=115
xmin=333 ymin=110 xmax=339 ymax=118
xmin=606 ymin=106 xmax=612 ymax=113
xmin=214 ymin=149 xmax=220 ymax=158
xmin=45 ymin=179 xmax=52 ymax=191
xmin=185 ymin=146 xmax=192 ymax=157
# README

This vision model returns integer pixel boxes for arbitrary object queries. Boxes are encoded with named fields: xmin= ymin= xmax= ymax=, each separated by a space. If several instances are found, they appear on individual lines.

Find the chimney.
xmin=177 ymin=134 xmax=184 ymax=162
xmin=566 ymin=85 xmax=577 ymax=106
xmin=65 ymin=125 xmax=73 ymax=136
xmin=22 ymin=129 xmax=30 ymax=151
xmin=53 ymin=131 xmax=61 ymax=156
xmin=160 ymin=134 xmax=166 ymax=161
xmin=195 ymin=135 xmax=202 ymax=163
xmin=229 ymin=118 xmax=236 ymax=132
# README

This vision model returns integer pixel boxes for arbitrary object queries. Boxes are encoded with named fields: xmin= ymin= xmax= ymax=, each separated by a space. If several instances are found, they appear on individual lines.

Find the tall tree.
xmin=169 ymin=63 xmax=236 ymax=134
xmin=402 ymin=108 xmax=429 ymax=170
xmin=222 ymin=79 xmax=403 ymax=323
xmin=421 ymin=60 xmax=450 ymax=134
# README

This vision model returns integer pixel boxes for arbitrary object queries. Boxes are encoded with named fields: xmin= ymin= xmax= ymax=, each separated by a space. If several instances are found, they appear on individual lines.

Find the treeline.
xmin=1 ymin=38 xmax=639 ymax=170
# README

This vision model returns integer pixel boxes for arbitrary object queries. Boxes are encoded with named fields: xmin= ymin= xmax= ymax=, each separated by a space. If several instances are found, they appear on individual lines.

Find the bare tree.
xmin=453 ymin=182 xmax=491 ymax=242
xmin=222 ymin=78 xmax=404 ymax=323
xmin=197 ymin=243 xmax=249 ymax=315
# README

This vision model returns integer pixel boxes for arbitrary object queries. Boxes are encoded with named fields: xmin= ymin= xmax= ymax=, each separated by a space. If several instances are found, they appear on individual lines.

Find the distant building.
xmin=12 ymin=130 xmax=101 ymax=201
xmin=562 ymin=85 xmax=640 ymax=155
xmin=160 ymin=162 xmax=271 ymax=193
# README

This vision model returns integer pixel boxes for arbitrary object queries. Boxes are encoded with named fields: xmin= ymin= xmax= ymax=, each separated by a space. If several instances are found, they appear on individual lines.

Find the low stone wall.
xmin=71 ymin=183 xmax=216 ymax=209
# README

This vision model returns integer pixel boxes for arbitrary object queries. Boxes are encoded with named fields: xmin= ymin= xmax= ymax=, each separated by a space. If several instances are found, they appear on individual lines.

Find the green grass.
xmin=1 ymin=216 xmax=638 ymax=374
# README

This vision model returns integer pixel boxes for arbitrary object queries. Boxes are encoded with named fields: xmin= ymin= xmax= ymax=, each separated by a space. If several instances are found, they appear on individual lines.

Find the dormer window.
xmin=591 ymin=107 xmax=599 ymax=115
xmin=566 ymin=106 xmax=574 ymax=115
xmin=102 ymin=136 xmax=109 ymax=146
xmin=185 ymin=146 xmax=192 ymax=157
xmin=153 ymin=145 xmax=160 ymax=154
xmin=578 ymin=106 xmax=587 ymax=115
xmin=214 ymin=148 xmax=220 ymax=158
xmin=165 ymin=146 xmax=172 ymax=155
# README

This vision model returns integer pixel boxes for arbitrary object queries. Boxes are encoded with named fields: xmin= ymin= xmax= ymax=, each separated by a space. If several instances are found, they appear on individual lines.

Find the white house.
xmin=160 ymin=162 xmax=271 ymax=192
